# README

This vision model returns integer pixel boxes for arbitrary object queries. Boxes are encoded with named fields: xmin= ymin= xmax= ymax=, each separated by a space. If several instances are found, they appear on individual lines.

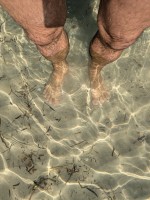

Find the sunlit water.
xmin=0 ymin=0 xmax=150 ymax=199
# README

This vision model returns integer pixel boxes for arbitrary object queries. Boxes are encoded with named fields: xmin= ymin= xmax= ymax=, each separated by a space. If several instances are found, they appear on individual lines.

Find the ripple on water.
xmin=0 ymin=2 xmax=150 ymax=200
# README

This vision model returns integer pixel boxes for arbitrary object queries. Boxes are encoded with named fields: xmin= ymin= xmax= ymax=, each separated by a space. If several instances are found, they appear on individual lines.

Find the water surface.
xmin=0 ymin=0 xmax=150 ymax=199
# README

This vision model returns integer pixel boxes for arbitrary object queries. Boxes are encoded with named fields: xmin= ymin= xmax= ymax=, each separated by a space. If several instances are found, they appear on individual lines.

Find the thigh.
xmin=0 ymin=0 xmax=67 ymax=29
xmin=97 ymin=0 xmax=150 ymax=49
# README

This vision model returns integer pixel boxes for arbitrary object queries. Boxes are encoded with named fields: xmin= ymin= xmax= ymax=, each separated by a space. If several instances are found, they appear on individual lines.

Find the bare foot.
xmin=89 ymin=61 xmax=109 ymax=105
xmin=91 ymin=83 xmax=109 ymax=105
xmin=44 ymin=60 xmax=68 ymax=104
xmin=44 ymin=85 xmax=62 ymax=105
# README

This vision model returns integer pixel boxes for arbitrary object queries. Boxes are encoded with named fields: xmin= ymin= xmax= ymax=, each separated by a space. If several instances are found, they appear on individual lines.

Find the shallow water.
xmin=0 ymin=0 xmax=150 ymax=200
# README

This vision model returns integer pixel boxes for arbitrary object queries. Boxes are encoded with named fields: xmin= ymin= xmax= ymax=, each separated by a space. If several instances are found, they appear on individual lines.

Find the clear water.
xmin=0 ymin=0 xmax=150 ymax=199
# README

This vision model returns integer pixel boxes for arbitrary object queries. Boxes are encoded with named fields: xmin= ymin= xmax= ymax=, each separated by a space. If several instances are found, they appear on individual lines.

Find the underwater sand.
xmin=0 ymin=0 xmax=150 ymax=199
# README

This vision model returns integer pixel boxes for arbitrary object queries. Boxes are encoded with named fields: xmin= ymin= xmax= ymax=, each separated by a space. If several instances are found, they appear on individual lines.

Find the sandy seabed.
xmin=0 ymin=0 xmax=150 ymax=200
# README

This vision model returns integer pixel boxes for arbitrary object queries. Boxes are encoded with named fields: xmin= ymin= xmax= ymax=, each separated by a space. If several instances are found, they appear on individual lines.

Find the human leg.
xmin=0 ymin=0 xmax=69 ymax=104
xmin=89 ymin=0 xmax=150 ymax=105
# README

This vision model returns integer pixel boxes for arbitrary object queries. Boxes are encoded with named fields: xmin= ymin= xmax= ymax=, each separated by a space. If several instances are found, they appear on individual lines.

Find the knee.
xmin=26 ymin=27 xmax=63 ymax=46
xmin=106 ymin=32 xmax=142 ymax=51
xmin=98 ymin=22 xmax=143 ymax=51
xmin=26 ymin=26 xmax=69 ymax=59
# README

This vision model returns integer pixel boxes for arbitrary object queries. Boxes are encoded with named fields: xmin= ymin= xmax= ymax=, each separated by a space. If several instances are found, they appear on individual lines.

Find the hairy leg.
xmin=0 ymin=0 xmax=68 ymax=104
xmin=89 ymin=0 xmax=150 ymax=105
xmin=38 ymin=29 xmax=69 ymax=104
xmin=89 ymin=32 xmax=122 ymax=105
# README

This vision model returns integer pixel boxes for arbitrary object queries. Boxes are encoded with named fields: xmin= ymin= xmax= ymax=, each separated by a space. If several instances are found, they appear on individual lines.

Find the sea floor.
xmin=0 ymin=0 xmax=150 ymax=200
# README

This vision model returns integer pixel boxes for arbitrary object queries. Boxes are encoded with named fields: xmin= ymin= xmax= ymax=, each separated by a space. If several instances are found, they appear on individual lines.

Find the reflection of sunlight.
xmin=0 ymin=1 xmax=150 ymax=200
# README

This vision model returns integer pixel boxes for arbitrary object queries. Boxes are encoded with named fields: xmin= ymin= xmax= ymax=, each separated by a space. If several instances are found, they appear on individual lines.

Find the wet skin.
xmin=0 ymin=0 xmax=150 ymax=105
